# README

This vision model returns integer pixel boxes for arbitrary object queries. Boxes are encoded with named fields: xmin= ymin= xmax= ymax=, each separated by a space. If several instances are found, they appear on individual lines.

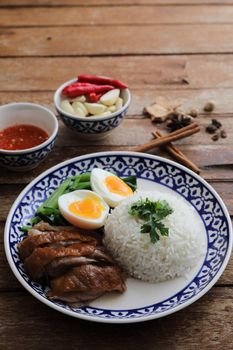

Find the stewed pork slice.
xmin=31 ymin=221 xmax=103 ymax=243
xmin=48 ymin=265 xmax=126 ymax=303
xmin=24 ymin=243 xmax=96 ymax=280
xmin=46 ymin=256 xmax=98 ymax=278
xmin=33 ymin=221 xmax=76 ymax=232
xmin=18 ymin=230 xmax=97 ymax=260
xmin=46 ymin=247 xmax=114 ymax=278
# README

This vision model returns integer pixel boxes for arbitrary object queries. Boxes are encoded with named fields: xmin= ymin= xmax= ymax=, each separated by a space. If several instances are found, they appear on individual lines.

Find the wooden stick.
xmin=131 ymin=124 xmax=200 ymax=153
xmin=153 ymin=130 xmax=200 ymax=174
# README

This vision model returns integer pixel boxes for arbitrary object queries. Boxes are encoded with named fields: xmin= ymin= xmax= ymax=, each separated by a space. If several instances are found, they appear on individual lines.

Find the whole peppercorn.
xmin=212 ymin=119 xmax=222 ymax=129
xmin=212 ymin=134 xmax=219 ymax=141
xmin=203 ymin=101 xmax=215 ymax=112
xmin=220 ymin=129 xmax=227 ymax=138
xmin=189 ymin=109 xmax=198 ymax=118
xmin=206 ymin=124 xmax=217 ymax=134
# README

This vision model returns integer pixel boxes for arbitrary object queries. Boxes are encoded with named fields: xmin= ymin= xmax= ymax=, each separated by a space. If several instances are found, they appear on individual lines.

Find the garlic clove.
xmin=115 ymin=97 xmax=123 ymax=110
xmin=95 ymin=111 xmax=112 ymax=117
xmin=61 ymin=100 xmax=75 ymax=115
xmin=100 ymin=89 xmax=120 ymax=106
xmin=73 ymin=101 xmax=88 ymax=116
xmin=74 ymin=107 xmax=86 ymax=117
xmin=108 ymin=105 xmax=117 ymax=113
xmin=72 ymin=95 xmax=86 ymax=103
xmin=84 ymin=102 xmax=107 ymax=115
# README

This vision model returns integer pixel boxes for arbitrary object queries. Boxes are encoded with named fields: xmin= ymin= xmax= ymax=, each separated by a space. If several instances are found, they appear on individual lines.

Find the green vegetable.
xmin=21 ymin=171 xmax=137 ymax=232
xmin=122 ymin=175 xmax=137 ymax=191
xmin=129 ymin=198 xmax=173 ymax=243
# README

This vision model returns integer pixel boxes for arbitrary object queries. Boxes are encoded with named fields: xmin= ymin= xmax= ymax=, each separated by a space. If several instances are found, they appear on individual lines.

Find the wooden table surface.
xmin=1 ymin=0 xmax=233 ymax=349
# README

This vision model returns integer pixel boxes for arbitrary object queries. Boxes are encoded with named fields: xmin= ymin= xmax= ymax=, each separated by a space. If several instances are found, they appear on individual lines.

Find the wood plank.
xmin=2 ymin=6 xmax=233 ymax=26
xmin=2 ymin=0 xmax=233 ymax=6
xmin=2 ymin=25 xmax=233 ymax=56
xmin=0 ymin=287 xmax=233 ymax=350
xmin=2 ymin=55 xmax=233 ymax=91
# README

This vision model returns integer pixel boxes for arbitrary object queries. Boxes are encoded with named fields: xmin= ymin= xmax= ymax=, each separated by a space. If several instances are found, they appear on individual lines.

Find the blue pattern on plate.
xmin=7 ymin=153 xmax=231 ymax=321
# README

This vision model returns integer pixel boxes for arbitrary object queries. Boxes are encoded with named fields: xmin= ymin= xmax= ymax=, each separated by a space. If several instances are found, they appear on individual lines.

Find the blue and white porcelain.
xmin=0 ymin=103 xmax=58 ymax=171
xmin=54 ymin=78 xmax=131 ymax=139
xmin=4 ymin=152 xmax=232 ymax=323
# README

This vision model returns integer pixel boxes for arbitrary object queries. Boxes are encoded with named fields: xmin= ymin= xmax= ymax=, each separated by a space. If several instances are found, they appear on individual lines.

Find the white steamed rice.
xmin=104 ymin=190 xmax=205 ymax=283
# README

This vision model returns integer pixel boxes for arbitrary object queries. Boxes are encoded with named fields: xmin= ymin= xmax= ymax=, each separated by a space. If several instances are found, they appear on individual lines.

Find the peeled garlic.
xmin=72 ymin=95 xmax=86 ymax=103
xmin=84 ymin=102 xmax=106 ymax=115
xmin=116 ymin=97 xmax=123 ymax=110
xmin=72 ymin=101 xmax=88 ymax=116
xmin=74 ymin=107 xmax=86 ymax=117
xmin=96 ymin=111 xmax=112 ymax=117
xmin=108 ymin=105 xmax=117 ymax=113
xmin=61 ymin=100 xmax=75 ymax=115
xmin=100 ymin=89 xmax=120 ymax=106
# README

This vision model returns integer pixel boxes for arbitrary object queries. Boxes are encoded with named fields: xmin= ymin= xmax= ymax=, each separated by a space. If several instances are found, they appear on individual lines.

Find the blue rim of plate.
xmin=4 ymin=151 xmax=233 ymax=323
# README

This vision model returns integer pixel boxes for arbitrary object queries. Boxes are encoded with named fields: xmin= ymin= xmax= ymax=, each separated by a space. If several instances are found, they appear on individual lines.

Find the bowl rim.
xmin=0 ymin=102 xmax=59 ymax=155
xmin=54 ymin=77 xmax=131 ymax=122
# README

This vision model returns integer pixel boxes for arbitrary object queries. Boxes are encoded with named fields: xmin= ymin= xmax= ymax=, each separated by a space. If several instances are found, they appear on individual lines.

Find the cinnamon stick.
xmin=153 ymin=130 xmax=200 ymax=174
xmin=131 ymin=123 xmax=200 ymax=153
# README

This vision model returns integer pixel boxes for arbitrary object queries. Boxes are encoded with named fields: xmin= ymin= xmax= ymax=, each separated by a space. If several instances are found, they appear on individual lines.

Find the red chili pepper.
xmin=62 ymin=83 xmax=114 ymax=98
xmin=62 ymin=82 xmax=95 ymax=94
xmin=88 ymin=92 xmax=103 ymax=103
xmin=78 ymin=74 xmax=128 ymax=89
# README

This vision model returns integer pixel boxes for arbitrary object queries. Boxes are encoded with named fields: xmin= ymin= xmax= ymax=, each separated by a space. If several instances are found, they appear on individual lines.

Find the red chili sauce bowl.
xmin=0 ymin=124 xmax=49 ymax=151
xmin=0 ymin=103 xmax=58 ymax=171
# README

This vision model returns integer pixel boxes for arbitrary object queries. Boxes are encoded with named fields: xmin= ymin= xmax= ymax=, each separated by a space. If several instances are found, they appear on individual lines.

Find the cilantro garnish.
xmin=128 ymin=198 xmax=173 ymax=243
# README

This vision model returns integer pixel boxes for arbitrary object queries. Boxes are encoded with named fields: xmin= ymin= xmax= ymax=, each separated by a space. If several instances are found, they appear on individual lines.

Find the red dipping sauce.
xmin=0 ymin=124 xmax=49 ymax=151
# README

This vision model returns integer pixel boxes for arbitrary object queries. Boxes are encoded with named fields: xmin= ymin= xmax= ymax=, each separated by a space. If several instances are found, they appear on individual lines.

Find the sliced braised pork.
xmin=18 ymin=230 xmax=97 ymax=260
xmin=48 ymin=265 xmax=126 ymax=303
xmin=46 ymin=246 xmax=113 ymax=278
xmin=18 ymin=221 xmax=126 ymax=304
xmin=30 ymin=221 xmax=103 ymax=243
xmin=24 ymin=243 xmax=96 ymax=280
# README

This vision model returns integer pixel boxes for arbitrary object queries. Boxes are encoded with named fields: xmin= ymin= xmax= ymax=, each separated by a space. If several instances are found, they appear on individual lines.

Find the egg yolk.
xmin=69 ymin=196 xmax=105 ymax=219
xmin=104 ymin=176 xmax=133 ymax=196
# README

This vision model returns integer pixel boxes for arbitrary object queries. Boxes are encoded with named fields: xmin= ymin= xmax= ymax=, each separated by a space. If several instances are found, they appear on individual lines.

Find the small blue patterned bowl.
xmin=54 ymin=78 xmax=131 ymax=139
xmin=0 ymin=103 xmax=58 ymax=171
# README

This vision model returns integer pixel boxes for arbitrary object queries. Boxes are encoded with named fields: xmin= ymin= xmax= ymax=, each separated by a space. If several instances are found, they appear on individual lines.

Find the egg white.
xmin=90 ymin=168 xmax=133 ymax=208
xmin=58 ymin=189 xmax=109 ymax=229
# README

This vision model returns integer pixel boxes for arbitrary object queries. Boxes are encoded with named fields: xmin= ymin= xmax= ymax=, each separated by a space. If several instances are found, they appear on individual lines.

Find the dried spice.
xmin=212 ymin=119 xmax=222 ymax=129
xmin=220 ymin=129 xmax=227 ymax=138
xmin=203 ymin=101 xmax=215 ymax=112
xmin=144 ymin=96 xmax=176 ymax=123
xmin=211 ymin=134 xmax=219 ymax=141
xmin=206 ymin=124 xmax=217 ymax=134
xmin=205 ymin=118 xmax=226 ymax=141
xmin=166 ymin=114 xmax=194 ymax=132
xmin=189 ymin=109 xmax=198 ymax=118
xmin=145 ymin=97 xmax=226 ymax=143
xmin=144 ymin=104 xmax=171 ymax=123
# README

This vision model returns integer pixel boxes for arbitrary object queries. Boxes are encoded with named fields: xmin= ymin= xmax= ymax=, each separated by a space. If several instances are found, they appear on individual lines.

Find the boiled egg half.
xmin=58 ymin=190 xmax=109 ymax=229
xmin=90 ymin=168 xmax=133 ymax=208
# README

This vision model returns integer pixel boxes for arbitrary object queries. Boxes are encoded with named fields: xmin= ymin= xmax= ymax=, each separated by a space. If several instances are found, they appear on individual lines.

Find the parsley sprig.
xmin=129 ymin=198 xmax=173 ymax=243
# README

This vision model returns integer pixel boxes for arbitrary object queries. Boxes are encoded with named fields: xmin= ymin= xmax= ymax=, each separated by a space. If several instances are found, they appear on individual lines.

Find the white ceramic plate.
xmin=4 ymin=152 xmax=232 ymax=323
